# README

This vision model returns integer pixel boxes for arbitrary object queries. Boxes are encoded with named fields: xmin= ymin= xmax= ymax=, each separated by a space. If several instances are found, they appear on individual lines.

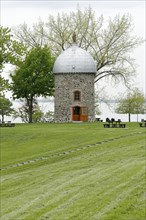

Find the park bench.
xmin=103 ymin=118 xmax=126 ymax=128
xmin=0 ymin=121 xmax=15 ymax=127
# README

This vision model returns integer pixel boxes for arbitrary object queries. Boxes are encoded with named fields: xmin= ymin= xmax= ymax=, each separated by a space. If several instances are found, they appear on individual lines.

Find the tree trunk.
xmin=29 ymin=108 xmax=33 ymax=123
xmin=137 ymin=114 xmax=139 ymax=122
xmin=2 ymin=109 xmax=4 ymax=123
xmin=1 ymin=109 xmax=4 ymax=123
xmin=27 ymin=97 xmax=33 ymax=123
xmin=128 ymin=112 xmax=131 ymax=122
xmin=2 ymin=115 xmax=4 ymax=123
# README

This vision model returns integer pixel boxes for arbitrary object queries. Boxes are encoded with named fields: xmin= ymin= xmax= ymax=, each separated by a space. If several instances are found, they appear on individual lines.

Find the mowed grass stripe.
xmin=0 ymin=138 xmax=145 ymax=196
xmin=34 ymin=162 xmax=144 ymax=220
xmin=1 ymin=123 xmax=145 ymax=220
xmin=2 ymin=157 xmax=144 ymax=220
xmin=1 ymin=155 xmax=145 ymax=218
xmin=46 ymin=176 xmax=144 ymax=220
xmin=1 ymin=133 xmax=144 ymax=190
xmin=20 ymin=160 xmax=144 ymax=219
xmin=1 ymin=123 xmax=143 ymax=168
xmin=1 ymin=130 xmax=144 ymax=170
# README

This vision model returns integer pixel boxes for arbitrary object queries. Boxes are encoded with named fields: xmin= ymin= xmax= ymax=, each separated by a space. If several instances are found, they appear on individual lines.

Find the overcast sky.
xmin=1 ymin=0 xmax=146 ymax=94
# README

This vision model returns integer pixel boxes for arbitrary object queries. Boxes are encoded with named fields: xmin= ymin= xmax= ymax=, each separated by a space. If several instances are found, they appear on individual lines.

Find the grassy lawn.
xmin=1 ymin=122 xmax=145 ymax=220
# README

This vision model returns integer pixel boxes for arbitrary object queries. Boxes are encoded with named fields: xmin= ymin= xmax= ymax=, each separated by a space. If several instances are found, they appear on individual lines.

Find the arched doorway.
xmin=72 ymin=106 xmax=81 ymax=121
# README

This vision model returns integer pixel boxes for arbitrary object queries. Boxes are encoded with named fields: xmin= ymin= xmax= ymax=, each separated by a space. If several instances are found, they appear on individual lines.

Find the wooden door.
xmin=72 ymin=107 xmax=81 ymax=121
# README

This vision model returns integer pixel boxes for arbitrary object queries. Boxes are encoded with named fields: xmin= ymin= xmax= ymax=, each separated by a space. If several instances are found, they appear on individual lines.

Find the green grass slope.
xmin=1 ymin=123 xmax=145 ymax=220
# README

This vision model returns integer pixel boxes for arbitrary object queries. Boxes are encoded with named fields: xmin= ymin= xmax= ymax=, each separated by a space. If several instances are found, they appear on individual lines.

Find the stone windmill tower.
xmin=53 ymin=33 xmax=96 ymax=122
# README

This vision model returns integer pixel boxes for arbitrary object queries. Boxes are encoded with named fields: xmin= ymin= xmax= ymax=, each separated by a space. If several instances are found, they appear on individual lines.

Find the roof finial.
xmin=72 ymin=32 xmax=76 ymax=43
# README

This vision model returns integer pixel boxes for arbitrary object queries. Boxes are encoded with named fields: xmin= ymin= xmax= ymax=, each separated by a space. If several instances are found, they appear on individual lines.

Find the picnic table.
xmin=139 ymin=120 xmax=146 ymax=127
xmin=103 ymin=118 xmax=126 ymax=128
xmin=0 ymin=121 xmax=15 ymax=127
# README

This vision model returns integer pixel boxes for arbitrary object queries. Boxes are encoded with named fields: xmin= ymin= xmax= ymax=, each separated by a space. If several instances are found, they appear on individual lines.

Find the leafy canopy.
xmin=115 ymin=88 xmax=146 ymax=121
xmin=0 ymin=26 xmax=27 ymax=70
xmin=11 ymin=45 xmax=55 ymax=99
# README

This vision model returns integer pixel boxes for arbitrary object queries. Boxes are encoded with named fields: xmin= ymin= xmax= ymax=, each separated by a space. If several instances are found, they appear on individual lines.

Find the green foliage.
xmin=13 ymin=100 xmax=44 ymax=123
xmin=0 ymin=26 xmax=11 ymax=70
xmin=0 ymin=77 xmax=9 ymax=93
xmin=32 ymin=105 xmax=44 ymax=123
xmin=0 ymin=26 xmax=27 ymax=94
xmin=1 ymin=123 xmax=145 ymax=219
xmin=116 ymin=88 xmax=146 ymax=121
xmin=0 ymin=26 xmax=27 ymax=69
xmin=11 ymin=45 xmax=54 ymax=98
xmin=0 ymin=95 xmax=14 ymax=122
xmin=11 ymin=45 xmax=55 ymax=123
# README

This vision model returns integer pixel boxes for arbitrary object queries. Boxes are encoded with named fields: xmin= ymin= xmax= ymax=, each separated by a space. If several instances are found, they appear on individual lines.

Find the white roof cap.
xmin=53 ymin=43 xmax=96 ymax=74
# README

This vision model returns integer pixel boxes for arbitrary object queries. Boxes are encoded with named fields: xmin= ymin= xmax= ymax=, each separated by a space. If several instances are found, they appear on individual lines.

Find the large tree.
xmin=13 ymin=7 xmax=143 ymax=86
xmin=115 ymin=88 xmax=146 ymax=122
xmin=11 ymin=45 xmax=55 ymax=123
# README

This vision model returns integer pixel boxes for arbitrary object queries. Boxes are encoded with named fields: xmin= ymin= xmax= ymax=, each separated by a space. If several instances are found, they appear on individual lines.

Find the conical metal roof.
xmin=53 ymin=43 xmax=96 ymax=74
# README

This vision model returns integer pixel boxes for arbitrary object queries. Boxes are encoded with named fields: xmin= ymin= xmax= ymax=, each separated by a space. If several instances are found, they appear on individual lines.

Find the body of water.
xmin=3 ymin=100 xmax=146 ymax=123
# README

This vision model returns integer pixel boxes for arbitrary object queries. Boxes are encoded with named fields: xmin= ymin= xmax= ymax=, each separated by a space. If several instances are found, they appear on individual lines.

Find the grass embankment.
xmin=1 ymin=123 xmax=145 ymax=220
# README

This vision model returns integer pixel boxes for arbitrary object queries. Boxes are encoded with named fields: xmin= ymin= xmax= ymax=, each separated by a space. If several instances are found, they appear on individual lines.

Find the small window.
xmin=74 ymin=91 xmax=81 ymax=101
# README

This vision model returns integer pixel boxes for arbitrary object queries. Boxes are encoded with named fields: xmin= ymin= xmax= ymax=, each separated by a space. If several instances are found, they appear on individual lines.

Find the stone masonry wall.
xmin=54 ymin=73 xmax=95 ymax=122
